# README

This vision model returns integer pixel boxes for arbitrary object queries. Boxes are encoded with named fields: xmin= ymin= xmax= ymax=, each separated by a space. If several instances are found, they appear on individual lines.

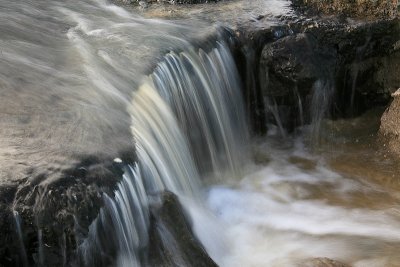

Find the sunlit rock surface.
xmin=380 ymin=89 xmax=400 ymax=156
xmin=292 ymin=0 xmax=398 ymax=19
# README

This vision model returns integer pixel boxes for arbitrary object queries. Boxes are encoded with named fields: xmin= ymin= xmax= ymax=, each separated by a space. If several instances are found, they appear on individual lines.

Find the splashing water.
xmin=207 ymin=135 xmax=400 ymax=267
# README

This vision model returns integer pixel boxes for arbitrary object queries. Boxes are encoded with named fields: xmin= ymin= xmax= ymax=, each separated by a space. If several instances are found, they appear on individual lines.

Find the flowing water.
xmin=13 ymin=211 xmax=29 ymax=266
xmin=1 ymin=0 xmax=400 ymax=267
xmin=208 ymin=130 xmax=400 ymax=267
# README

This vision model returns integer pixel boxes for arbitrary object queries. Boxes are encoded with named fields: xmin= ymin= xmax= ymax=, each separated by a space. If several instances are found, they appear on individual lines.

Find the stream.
xmin=1 ymin=0 xmax=399 ymax=266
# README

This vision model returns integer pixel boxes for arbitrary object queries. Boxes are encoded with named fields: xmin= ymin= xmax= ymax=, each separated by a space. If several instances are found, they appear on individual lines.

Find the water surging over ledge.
xmin=78 ymin=41 xmax=248 ymax=266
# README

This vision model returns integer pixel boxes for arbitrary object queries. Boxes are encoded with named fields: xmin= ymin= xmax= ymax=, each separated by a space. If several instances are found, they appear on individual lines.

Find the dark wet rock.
xmin=292 ymin=0 xmax=398 ymax=19
xmin=0 ymin=153 xmax=133 ymax=267
xmin=259 ymin=32 xmax=336 ymax=130
xmin=299 ymin=257 xmax=350 ymax=267
xmin=238 ymin=17 xmax=400 ymax=133
xmin=262 ymin=33 xmax=331 ymax=96
xmin=379 ymin=89 xmax=400 ymax=156
xmin=230 ymin=27 xmax=277 ymax=135
xmin=0 ymin=184 xmax=19 ymax=266
xmin=148 ymin=191 xmax=218 ymax=267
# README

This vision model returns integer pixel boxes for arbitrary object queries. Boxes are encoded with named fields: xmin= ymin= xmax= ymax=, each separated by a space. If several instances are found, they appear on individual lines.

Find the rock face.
xmin=380 ymin=89 xmax=400 ymax=155
xmin=0 ymin=155 xmax=131 ymax=266
xmin=292 ymin=0 xmax=398 ymax=19
xmin=235 ymin=17 xmax=400 ymax=133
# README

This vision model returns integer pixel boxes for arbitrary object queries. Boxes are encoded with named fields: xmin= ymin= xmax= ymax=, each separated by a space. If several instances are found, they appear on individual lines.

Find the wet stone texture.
xmin=0 ymin=155 xmax=132 ymax=266
xmin=237 ymin=17 xmax=400 ymax=133
xmin=380 ymin=89 xmax=400 ymax=156
xmin=148 ymin=191 xmax=218 ymax=267
xmin=292 ymin=0 xmax=398 ymax=19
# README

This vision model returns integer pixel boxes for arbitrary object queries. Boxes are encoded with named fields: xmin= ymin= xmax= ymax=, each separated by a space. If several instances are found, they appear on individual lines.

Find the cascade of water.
xmin=293 ymin=85 xmax=304 ymax=127
xmin=78 ymin=164 xmax=148 ymax=267
xmin=242 ymin=46 xmax=268 ymax=135
xmin=79 ymin=41 xmax=248 ymax=266
xmin=264 ymin=96 xmax=287 ymax=137
xmin=151 ymin=42 xmax=248 ymax=177
xmin=310 ymin=79 xmax=335 ymax=141
xmin=103 ymin=164 xmax=150 ymax=267
xmin=130 ymin=83 xmax=200 ymax=196
xmin=13 ymin=211 xmax=29 ymax=267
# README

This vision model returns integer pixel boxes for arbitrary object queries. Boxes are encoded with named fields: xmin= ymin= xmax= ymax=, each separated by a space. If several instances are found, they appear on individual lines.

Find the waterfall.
xmin=150 ymin=42 xmax=248 ymax=177
xmin=79 ymin=40 xmax=248 ymax=266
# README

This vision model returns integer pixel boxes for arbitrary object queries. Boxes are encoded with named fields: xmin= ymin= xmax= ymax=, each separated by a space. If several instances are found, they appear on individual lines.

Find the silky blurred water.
xmin=0 ymin=0 xmax=219 ymax=186
xmin=2 ymin=1 xmax=400 ymax=267
xmin=203 ymin=112 xmax=400 ymax=266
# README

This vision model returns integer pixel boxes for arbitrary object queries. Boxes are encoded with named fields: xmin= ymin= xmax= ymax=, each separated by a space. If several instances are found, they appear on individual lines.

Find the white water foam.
xmin=205 ymin=141 xmax=400 ymax=267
